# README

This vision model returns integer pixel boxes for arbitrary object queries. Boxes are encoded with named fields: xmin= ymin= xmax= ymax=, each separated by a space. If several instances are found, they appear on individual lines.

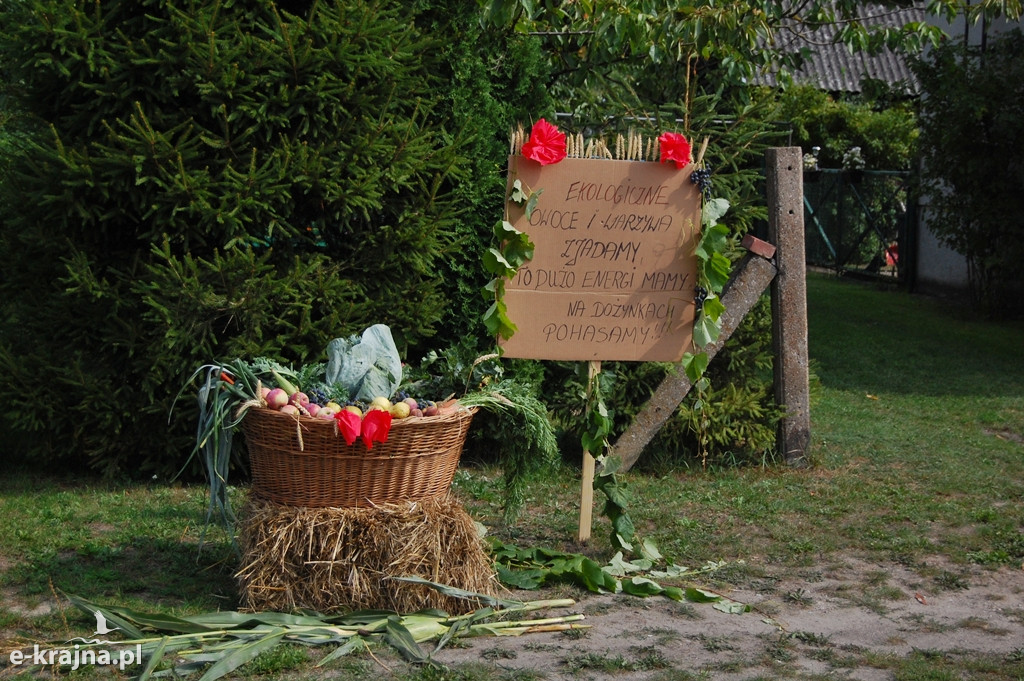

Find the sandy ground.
xmin=432 ymin=554 xmax=1024 ymax=680
xmin=2 ymin=553 xmax=1021 ymax=679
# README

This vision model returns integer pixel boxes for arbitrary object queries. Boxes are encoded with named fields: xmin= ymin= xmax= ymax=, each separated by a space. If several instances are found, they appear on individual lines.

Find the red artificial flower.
xmin=360 ymin=408 xmax=393 ymax=449
xmin=658 ymin=132 xmax=693 ymax=169
xmin=521 ymin=118 xmax=567 ymax=165
xmin=335 ymin=409 xmax=362 ymax=446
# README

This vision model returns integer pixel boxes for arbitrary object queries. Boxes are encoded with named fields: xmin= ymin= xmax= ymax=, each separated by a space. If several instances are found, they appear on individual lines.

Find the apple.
xmin=265 ymin=388 xmax=289 ymax=410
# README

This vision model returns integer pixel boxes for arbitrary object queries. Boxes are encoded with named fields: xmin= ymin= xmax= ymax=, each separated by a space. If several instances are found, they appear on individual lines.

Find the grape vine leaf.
xmin=509 ymin=178 xmax=528 ymax=204
xmin=701 ymin=198 xmax=730 ymax=227
xmin=704 ymin=251 xmax=733 ymax=292
xmin=693 ymin=314 xmax=721 ymax=348
xmin=483 ymin=300 xmax=517 ymax=340
xmin=482 ymin=247 xmax=516 ymax=278
xmin=682 ymin=352 xmax=709 ymax=383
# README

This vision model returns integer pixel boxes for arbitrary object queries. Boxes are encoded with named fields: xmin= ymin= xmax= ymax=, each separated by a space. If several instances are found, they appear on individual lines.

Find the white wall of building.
xmin=915 ymin=206 xmax=970 ymax=293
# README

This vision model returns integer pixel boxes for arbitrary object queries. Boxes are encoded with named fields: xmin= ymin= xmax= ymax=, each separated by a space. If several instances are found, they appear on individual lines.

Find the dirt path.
xmin=433 ymin=554 xmax=1024 ymax=679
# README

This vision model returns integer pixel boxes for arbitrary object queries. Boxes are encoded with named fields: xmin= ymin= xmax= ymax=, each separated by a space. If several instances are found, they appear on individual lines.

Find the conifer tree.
xmin=0 ymin=0 xmax=546 ymax=474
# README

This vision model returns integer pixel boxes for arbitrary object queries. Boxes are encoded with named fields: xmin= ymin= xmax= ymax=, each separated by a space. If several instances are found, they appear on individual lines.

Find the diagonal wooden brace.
xmin=610 ymin=252 xmax=778 ymax=472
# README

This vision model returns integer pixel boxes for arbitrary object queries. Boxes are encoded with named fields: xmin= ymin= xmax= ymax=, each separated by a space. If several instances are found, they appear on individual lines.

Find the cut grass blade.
xmin=195 ymin=627 xmax=286 ymax=681
xmin=137 ymin=636 xmax=168 ymax=681
xmin=389 ymin=575 xmax=520 ymax=608
xmin=184 ymin=610 xmax=349 ymax=629
xmin=68 ymin=594 xmax=214 ymax=635
xmin=384 ymin=617 xmax=429 ymax=663
xmin=59 ymin=593 xmax=585 ymax=678
xmin=463 ymin=614 xmax=587 ymax=637
xmin=67 ymin=594 xmax=146 ymax=640
xmin=315 ymin=636 xmax=367 ymax=668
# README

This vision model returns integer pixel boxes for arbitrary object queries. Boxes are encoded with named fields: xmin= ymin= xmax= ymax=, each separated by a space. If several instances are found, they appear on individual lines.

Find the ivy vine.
xmin=482 ymin=180 xmax=539 ymax=341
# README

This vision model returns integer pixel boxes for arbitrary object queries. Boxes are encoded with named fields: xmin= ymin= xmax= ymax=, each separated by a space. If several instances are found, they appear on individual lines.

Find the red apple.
xmin=265 ymin=388 xmax=289 ymax=409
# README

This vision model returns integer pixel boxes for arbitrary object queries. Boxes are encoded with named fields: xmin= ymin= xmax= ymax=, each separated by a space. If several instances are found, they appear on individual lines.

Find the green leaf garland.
xmin=482 ymin=220 xmax=535 ymax=341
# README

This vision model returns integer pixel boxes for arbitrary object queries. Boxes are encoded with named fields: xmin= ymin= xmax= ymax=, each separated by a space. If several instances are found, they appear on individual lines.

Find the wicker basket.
xmin=241 ymin=406 xmax=477 ymax=508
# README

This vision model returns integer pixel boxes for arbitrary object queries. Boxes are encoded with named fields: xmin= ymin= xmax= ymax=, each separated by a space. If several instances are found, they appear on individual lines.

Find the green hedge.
xmin=0 ymin=0 xmax=548 ymax=476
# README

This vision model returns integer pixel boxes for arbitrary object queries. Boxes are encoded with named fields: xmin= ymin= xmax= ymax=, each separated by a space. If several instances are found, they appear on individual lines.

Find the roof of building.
xmin=753 ymin=3 xmax=924 ymax=94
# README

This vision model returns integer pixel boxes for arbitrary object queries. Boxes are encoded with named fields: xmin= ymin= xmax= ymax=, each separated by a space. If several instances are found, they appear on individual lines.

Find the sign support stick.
xmin=577 ymin=359 xmax=601 ymax=542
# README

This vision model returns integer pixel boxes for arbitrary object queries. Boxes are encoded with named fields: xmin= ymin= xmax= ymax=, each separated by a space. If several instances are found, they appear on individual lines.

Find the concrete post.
xmin=766 ymin=147 xmax=811 ymax=467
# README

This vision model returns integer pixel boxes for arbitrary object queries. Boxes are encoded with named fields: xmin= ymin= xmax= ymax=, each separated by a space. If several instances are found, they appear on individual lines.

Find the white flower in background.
xmin=842 ymin=146 xmax=866 ymax=170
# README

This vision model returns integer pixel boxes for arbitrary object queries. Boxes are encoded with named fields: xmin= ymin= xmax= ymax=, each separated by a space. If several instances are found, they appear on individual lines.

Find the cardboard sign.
xmin=499 ymin=155 xmax=702 ymax=362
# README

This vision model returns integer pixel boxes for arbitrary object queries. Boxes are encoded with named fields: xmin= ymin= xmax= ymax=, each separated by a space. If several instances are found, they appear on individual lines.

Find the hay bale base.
xmin=235 ymin=494 xmax=499 ymax=614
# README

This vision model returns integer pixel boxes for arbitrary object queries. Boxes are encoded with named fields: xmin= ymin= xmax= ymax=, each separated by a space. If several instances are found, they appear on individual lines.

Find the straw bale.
xmin=235 ymin=494 xmax=499 ymax=614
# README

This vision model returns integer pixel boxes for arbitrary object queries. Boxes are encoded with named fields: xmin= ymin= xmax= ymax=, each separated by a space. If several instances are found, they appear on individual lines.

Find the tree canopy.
xmin=481 ymin=0 xmax=1021 ymax=124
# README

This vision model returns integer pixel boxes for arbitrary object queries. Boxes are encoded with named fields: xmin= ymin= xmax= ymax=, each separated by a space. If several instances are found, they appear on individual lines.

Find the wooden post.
xmin=766 ymin=147 xmax=811 ymax=467
xmin=578 ymin=360 xmax=600 ymax=542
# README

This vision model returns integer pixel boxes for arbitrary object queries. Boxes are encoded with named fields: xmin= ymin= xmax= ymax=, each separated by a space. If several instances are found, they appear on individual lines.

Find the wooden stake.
xmin=577 ymin=360 xmax=601 ymax=542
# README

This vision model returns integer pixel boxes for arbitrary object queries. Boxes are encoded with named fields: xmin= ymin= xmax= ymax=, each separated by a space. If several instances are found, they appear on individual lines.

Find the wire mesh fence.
xmin=802 ymin=169 xmax=913 ymax=282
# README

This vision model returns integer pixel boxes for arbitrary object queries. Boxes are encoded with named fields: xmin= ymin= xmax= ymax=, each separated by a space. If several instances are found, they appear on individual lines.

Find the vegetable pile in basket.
xmin=178 ymin=324 xmax=560 ymax=528
xmin=181 ymin=325 xmax=461 ymax=526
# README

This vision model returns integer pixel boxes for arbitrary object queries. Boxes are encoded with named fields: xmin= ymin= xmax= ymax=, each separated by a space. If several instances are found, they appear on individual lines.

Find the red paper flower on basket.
xmin=522 ymin=118 xmax=567 ymax=165
xmin=335 ymin=409 xmax=362 ymax=446
xmin=658 ymin=132 xmax=693 ymax=169
xmin=361 ymin=408 xmax=392 ymax=449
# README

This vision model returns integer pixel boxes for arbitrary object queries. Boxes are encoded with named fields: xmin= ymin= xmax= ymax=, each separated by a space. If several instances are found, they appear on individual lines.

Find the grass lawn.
xmin=1 ymin=272 xmax=1022 ymax=680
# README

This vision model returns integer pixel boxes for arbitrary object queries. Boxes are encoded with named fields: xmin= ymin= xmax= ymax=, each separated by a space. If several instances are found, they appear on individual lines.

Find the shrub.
xmin=912 ymin=29 xmax=1024 ymax=318
xmin=0 ymin=0 xmax=547 ymax=476
xmin=775 ymin=84 xmax=918 ymax=170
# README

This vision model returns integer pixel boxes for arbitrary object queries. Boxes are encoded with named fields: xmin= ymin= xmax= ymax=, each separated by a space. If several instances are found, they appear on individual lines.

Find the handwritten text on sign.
xmin=498 ymin=155 xmax=702 ymax=362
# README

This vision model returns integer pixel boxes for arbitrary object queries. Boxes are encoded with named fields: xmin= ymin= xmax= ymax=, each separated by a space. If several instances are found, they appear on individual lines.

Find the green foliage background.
xmin=4 ymin=0 xmax=1016 ymax=478
xmin=0 ymin=0 xmax=549 ymax=476
xmin=775 ymin=84 xmax=919 ymax=170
